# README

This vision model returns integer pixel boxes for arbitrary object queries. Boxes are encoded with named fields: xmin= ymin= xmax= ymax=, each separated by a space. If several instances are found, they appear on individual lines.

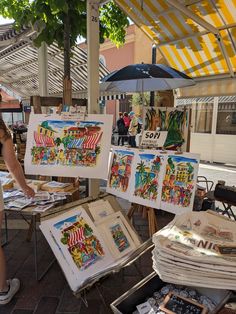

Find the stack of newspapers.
xmin=152 ymin=211 xmax=236 ymax=289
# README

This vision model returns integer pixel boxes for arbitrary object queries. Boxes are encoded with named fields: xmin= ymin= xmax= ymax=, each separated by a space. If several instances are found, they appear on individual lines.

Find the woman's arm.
xmin=1 ymin=134 xmax=35 ymax=198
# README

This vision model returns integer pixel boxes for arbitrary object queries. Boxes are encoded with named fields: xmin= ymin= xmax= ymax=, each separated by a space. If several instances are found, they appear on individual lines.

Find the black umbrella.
xmin=100 ymin=64 xmax=195 ymax=93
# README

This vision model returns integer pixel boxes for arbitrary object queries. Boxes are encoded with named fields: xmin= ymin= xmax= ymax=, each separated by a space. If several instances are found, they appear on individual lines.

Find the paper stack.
xmin=152 ymin=211 xmax=236 ymax=290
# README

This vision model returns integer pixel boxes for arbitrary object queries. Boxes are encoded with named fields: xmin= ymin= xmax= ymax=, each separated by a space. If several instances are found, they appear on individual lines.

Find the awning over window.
xmin=115 ymin=0 xmax=236 ymax=79
xmin=176 ymin=95 xmax=236 ymax=106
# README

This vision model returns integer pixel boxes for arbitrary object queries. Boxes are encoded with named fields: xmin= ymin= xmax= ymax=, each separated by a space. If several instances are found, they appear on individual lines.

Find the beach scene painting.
xmin=160 ymin=153 xmax=200 ymax=214
xmin=106 ymin=147 xmax=135 ymax=199
xmin=130 ymin=150 xmax=165 ymax=209
xmin=25 ymin=114 xmax=113 ymax=178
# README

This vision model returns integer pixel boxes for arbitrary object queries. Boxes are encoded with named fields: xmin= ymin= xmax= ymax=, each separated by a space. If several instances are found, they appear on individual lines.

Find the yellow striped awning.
xmin=115 ymin=0 xmax=236 ymax=79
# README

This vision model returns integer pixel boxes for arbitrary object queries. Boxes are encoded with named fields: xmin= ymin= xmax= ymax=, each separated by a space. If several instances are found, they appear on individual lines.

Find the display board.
xmin=160 ymin=292 xmax=207 ymax=314
xmin=25 ymin=114 xmax=113 ymax=179
xmin=107 ymin=147 xmax=200 ymax=214
xmin=160 ymin=153 xmax=199 ymax=214
xmin=40 ymin=198 xmax=141 ymax=292
xmin=106 ymin=147 xmax=135 ymax=199
xmin=129 ymin=150 xmax=166 ymax=209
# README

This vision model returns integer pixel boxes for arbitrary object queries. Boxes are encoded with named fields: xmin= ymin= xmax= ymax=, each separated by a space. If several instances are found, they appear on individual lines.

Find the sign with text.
xmin=140 ymin=130 xmax=167 ymax=147
xmin=61 ymin=105 xmax=86 ymax=121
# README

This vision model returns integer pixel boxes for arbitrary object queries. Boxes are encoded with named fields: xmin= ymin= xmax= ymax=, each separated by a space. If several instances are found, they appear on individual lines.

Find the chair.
xmin=197 ymin=175 xmax=214 ymax=192
xmin=196 ymin=176 xmax=215 ymax=211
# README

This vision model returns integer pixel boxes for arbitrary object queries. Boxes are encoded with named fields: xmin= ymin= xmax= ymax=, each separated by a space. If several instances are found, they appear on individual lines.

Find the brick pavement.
xmin=1 ymin=202 xmax=174 ymax=314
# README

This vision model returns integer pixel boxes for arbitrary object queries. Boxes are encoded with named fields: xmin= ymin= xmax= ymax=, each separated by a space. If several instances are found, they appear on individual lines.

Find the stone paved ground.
xmin=1 ymin=162 xmax=234 ymax=314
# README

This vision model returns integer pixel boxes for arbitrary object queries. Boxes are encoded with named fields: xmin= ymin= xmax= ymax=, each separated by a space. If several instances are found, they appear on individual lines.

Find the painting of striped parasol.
xmin=25 ymin=114 xmax=113 ymax=179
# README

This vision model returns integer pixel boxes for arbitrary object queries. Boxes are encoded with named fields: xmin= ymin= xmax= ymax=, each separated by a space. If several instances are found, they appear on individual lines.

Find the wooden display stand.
xmin=127 ymin=203 xmax=158 ymax=237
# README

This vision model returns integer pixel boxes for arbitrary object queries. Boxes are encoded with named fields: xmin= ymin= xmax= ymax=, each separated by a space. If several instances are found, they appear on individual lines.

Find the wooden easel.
xmin=127 ymin=203 xmax=158 ymax=237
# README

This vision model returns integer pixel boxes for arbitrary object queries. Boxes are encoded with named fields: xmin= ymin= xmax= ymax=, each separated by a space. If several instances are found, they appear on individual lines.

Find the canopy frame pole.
xmin=38 ymin=41 xmax=49 ymax=97
xmin=87 ymin=0 xmax=100 ymax=198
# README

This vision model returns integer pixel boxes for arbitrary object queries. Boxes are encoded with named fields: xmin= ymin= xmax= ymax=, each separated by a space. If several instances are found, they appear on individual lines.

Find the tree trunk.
xmin=63 ymin=10 xmax=72 ymax=106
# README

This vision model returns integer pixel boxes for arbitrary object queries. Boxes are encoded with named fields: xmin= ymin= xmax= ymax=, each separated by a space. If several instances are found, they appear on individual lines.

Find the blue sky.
xmin=0 ymin=15 xmax=85 ymax=43
xmin=0 ymin=16 xmax=14 ymax=25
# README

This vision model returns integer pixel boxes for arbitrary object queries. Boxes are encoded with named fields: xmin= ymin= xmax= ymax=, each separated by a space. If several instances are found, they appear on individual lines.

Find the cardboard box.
xmin=110 ymin=272 xmax=231 ymax=314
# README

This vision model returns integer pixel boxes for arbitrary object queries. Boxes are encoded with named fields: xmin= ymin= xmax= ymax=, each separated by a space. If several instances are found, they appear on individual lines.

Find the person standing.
xmin=116 ymin=112 xmax=126 ymax=146
xmin=128 ymin=111 xmax=138 ymax=147
xmin=123 ymin=112 xmax=130 ymax=144
xmin=0 ymin=119 xmax=35 ymax=305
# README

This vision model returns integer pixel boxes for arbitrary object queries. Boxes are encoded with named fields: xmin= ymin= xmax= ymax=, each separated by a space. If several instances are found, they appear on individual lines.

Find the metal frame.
xmin=1 ymin=212 xmax=9 ymax=247
xmin=73 ymin=239 xmax=154 ymax=308
xmin=165 ymin=0 xmax=234 ymax=78
xmin=4 ymin=210 xmax=56 ymax=281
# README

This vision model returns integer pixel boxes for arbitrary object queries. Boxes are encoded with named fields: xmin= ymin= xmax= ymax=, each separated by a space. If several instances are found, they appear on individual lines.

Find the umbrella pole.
xmin=150 ymin=44 xmax=156 ymax=107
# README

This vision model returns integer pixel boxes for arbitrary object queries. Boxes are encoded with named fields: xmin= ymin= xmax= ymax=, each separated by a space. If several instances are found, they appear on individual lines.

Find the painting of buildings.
xmin=25 ymin=114 xmax=113 ymax=178
xmin=161 ymin=154 xmax=199 ymax=214
xmin=32 ymin=120 xmax=102 ymax=167
xmin=40 ymin=208 xmax=115 ymax=291
xmin=107 ymin=148 xmax=135 ymax=198
xmin=55 ymin=215 xmax=105 ymax=271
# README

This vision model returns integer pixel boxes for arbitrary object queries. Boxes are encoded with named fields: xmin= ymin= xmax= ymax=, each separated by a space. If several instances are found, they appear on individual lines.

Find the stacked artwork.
xmin=96 ymin=212 xmax=139 ymax=258
xmin=25 ymin=114 xmax=113 ymax=179
xmin=40 ymin=200 xmax=141 ymax=292
xmin=152 ymin=211 xmax=236 ymax=289
xmin=107 ymin=146 xmax=200 ymax=214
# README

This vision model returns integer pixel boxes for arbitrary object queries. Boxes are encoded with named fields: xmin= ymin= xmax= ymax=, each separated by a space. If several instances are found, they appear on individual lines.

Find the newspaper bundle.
xmin=152 ymin=211 xmax=236 ymax=289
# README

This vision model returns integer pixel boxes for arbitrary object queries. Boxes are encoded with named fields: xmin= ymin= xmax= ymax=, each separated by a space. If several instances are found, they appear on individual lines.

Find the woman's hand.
xmin=22 ymin=185 xmax=35 ymax=198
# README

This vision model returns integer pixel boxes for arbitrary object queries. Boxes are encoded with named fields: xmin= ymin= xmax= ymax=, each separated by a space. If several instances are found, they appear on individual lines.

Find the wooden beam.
xmin=32 ymin=95 xmax=42 ymax=114
xmin=30 ymin=96 xmax=87 ymax=107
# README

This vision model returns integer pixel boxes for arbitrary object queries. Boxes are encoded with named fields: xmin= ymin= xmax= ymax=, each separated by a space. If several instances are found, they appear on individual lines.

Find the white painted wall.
xmin=190 ymin=133 xmax=214 ymax=162
xmin=190 ymin=133 xmax=236 ymax=164
xmin=212 ymin=135 xmax=236 ymax=164
xmin=189 ymin=96 xmax=236 ymax=165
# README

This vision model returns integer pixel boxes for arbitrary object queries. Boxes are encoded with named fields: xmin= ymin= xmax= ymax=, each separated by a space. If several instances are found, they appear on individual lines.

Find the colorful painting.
xmin=110 ymin=223 xmax=130 ymax=252
xmin=40 ymin=207 xmax=114 ymax=292
xmin=55 ymin=214 xmax=105 ymax=270
xmin=160 ymin=154 xmax=199 ymax=214
xmin=143 ymin=107 xmax=189 ymax=150
xmin=96 ymin=211 xmax=137 ymax=258
xmin=106 ymin=147 xmax=135 ymax=199
xmin=130 ymin=150 xmax=165 ymax=209
xmin=25 ymin=114 xmax=113 ymax=179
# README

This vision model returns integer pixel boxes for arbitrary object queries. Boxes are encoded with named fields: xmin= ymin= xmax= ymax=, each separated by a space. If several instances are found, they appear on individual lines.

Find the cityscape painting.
xmin=25 ymin=114 xmax=113 ymax=178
